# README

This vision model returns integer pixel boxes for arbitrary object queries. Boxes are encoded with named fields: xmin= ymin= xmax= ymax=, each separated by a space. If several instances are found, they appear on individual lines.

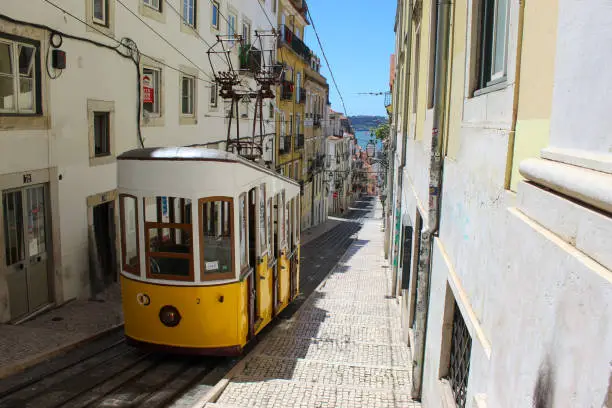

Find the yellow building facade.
xmin=275 ymin=0 xmax=309 ymax=184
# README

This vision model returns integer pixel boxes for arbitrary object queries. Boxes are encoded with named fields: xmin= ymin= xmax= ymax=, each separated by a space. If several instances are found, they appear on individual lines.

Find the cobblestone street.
xmin=204 ymin=199 xmax=420 ymax=408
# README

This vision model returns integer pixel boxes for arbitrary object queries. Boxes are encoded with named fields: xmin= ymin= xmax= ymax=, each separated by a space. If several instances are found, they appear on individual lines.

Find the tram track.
xmin=0 ymin=197 xmax=374 ymax=408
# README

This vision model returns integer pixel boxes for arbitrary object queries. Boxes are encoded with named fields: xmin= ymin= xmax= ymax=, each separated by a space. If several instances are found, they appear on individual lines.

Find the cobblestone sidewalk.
xmin=0 ymin=283 xmax=123 ymax=379
xmin=204 ymin=199 xmax=420 ymax=408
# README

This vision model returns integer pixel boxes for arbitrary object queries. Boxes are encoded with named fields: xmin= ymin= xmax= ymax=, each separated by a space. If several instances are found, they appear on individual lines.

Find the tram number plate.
xmin=205 ymin=261 xmax=219 ymax=271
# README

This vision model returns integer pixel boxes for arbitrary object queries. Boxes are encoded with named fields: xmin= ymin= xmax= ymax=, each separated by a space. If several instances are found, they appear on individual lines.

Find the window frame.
xmin=93 ymin=111 xmax=111 ymax=157
xmin=228 ymin=13 xmax=237 ymax=40
xmin=87 ymin=99 xmax=115 ymax=166
xmin=476 ymin=0 xmax=510 ymax=91
xmin=142 ymin=65 xmax=162 ymax=119
xmin=180 ymin=73 xmax=196 ymax=116
xmin=143 ymin=0 xmax=161 ymax=12
xmin=120 ymin=194 xmax=140 ymax=276
xmin=242 ymin=21 xmax=251 ymax=45
xmin=211 ymin=0 xmax=220 ymax=29
xmin=0 ymin=35 xmax=42 ymax=116
xmin=92 ymin=0 xmax=109 ymax=26
xmin=209 ymin=82 xmax=218 ymax=107
xmin=198 ymin=196 xmax=235 ymax=281
xmin=238 ymin=192 xmax=248 ymax=272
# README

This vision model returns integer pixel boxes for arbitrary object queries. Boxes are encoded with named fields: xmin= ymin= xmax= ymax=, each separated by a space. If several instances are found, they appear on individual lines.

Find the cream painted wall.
xmin=509 ymin=0 xmax=558 ymax=191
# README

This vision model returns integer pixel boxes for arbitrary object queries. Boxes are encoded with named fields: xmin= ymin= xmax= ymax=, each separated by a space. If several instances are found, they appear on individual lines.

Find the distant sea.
xmin=355 ymin=130 xmax=382 ymax=153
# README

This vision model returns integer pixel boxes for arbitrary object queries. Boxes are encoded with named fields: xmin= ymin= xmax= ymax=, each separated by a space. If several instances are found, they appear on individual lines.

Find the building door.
xmin=2 ymin=184 xmax=50 ymax=321
xmin=93 ymin=201 xmax=117 ymax=286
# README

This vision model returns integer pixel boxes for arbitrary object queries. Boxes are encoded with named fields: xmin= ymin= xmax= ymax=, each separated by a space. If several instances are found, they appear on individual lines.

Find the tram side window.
xmin=199 ymin=198 xmax=233 ymax=279
xmin=267 ymin=197 xmax=273 ymax=258
xmin=144 ymin=196 xmax=193 ymax=280
xmin=239 ymin=193 xmax=247 ymax=270
xmin=120 ymin=195 xmax=139 ymax=274
xmin=259 ymin=184 xmax=267 ymax=255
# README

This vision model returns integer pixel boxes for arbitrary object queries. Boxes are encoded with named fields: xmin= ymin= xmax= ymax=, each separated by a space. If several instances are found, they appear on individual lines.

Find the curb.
xmin=191 ymin=220 xmax=364 ymax=408
xmin=0 ymin=323 xmax=124 ymax=380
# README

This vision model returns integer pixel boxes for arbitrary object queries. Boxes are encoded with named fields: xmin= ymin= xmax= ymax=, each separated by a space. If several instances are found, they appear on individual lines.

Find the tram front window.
xmin=199 ymin=198 xmax=233 ymax=280
xmin=144 ymin=196 xmax=193 ymax=280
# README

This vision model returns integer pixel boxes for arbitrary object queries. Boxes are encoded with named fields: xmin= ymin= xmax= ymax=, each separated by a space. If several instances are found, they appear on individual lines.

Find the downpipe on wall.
xmin=411 ymin=0 xmax=451 ymax=400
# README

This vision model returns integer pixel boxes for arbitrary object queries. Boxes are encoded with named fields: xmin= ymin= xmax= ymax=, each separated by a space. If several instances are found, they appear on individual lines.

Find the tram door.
xmin=2 ymin=185 xmax=50 ymax=321
xmin=272 ymin=193 xmax=281 ymax=312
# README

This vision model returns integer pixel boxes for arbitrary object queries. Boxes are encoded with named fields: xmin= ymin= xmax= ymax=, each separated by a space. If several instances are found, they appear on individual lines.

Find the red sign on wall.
xmin=142 ymin=75 xmax=154 ymax=104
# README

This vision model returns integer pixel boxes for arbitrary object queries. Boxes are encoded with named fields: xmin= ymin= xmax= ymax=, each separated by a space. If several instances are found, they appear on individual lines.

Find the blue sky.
xmin=304 ymin=0 xmax=395 ymax=117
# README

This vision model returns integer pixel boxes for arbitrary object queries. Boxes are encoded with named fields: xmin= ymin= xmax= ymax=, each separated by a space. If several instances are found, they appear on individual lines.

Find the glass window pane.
xmin=259 ymin=186 xmax=266 ymax=253
xmin=148 ymin=227 xmax=191 ymax=253
xmin=0 ymin=76 xmax=15 ymax=111
xmin=18 ymin=78 xmax=33 ymax=111
xmin=26 ymin=187 xmax=45 ymax=257
xmin=493 ymin=0 xmax=508 ymax=75
xmin=94 ymin=112 xmax=110 ymax=156
xmin=201 ymin=200 xmax=232 ymax=274
xmin=121 ymin=196 xmax=139 ymax=270
xmin=3 ymin=191 xmax=24 ymax=266
xmin=0 ymin=43 xmax=13 ymax=74
xmin=93 ymin=0 xmax=105 ymax=21
xmin=239 ymin=194 xmax=247 ymax=267
xmin=18 ymin=45 xmax=35 ymax=78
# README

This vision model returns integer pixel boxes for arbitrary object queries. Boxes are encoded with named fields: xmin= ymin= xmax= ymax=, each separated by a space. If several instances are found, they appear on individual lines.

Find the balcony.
xmin=290 ymin=0 xmax=308 ymax=20
xmin=239 ymin=45 xmax=262 ymax=73
xmin=295 ymin=133 xmax=304 ymax=149
xmin=281 ymin=80 xmax=294 ymax=100
xmin=278 ymin=25 xmax=311 ymax=61
xmin=279 ymin=135 xmax=292 ymax=154
xmin=313 ymin=114 xmax=321 ymax=127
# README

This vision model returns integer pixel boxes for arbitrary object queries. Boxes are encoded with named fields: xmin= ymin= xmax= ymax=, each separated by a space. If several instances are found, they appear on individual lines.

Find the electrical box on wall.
xmin=52 ymin=49 xmax=66 ymax=69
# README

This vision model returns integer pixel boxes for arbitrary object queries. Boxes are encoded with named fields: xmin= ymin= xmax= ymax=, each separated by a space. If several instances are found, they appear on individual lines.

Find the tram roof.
xmin=118 ymin=146 xmax=300 ymax=187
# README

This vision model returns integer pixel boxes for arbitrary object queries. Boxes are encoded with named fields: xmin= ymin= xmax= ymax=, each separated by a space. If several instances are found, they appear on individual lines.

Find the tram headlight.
xmin=159 ymin=305 xmax=181 ymax=327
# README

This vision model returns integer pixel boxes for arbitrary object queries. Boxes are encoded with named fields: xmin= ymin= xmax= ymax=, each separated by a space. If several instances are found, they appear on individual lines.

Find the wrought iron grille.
xmin=448 ymin=302 xmax=472 ymax=408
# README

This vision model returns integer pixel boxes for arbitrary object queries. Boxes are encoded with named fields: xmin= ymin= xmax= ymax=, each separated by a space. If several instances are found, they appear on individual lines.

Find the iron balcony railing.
xmin=239 ymin=45 xmax=262 ymax=73
xmin=280 ymin=80 xmax=294 ymax=100
xmin=279 ymin=135 xmax=292 ymax=154
xmin=278 ymin=24 xmax=311 ymax=61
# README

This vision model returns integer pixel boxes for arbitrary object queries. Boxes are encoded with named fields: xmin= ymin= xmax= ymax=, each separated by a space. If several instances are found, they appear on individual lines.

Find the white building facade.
xmin=0 ymin=0 xmax=277 ymax=322
xmin=387 ymin=0 xmax=612 ymax=407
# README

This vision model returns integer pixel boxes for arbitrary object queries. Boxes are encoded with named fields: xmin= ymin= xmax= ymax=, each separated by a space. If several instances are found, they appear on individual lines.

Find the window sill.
xmin=473 ymin=78 xmax=508 ymax=97
xmin=139 ymin=3 xmax=166 ymax=23
xmin=179 ymin=115 xmax=197 ymax=125
xmin=181 ymin=22 xmax=199 ymax=36
xmin=0 ymin=115 xmax=49 ymax=130
xmin=90 ymin=155 xmax=116 ymax=167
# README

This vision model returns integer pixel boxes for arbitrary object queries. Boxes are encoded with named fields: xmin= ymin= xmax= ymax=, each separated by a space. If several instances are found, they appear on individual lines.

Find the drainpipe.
xmin=411 ymin=0 xmax=452 ymax=399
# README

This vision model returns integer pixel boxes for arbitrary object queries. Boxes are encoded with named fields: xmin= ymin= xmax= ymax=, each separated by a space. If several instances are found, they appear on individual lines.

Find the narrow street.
xmin=0 ymin=199 xmax=373 ymax=408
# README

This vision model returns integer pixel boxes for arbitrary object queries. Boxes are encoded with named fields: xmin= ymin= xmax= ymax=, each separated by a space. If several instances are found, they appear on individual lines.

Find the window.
xmin=447 ymin=301 xmax=472 ymax=408
xmin=294 ymin=162 xmax=299 ymax=181
xmin=242 ymin=22 xmax=251 ymax=45
xmin=181 ymin=74 xmax=195 ymax=116
xmin=199 ymin=198 xmax=233 ymax=280
xmin=144 ymin=0 xmax=161 ymax=12
xmin=411 ymin=27 xmax=421 ymax=114
xmin=210 ymin=82 xmax=218 ymax=107
xmin=295 ymin=72 xmax=301 ymax=103
xmin=211 ymin=1 xmax=219 ymax=29
xmin=228 ymin=14 xmax=236 ymax=39
xmin=477 ymin=0 xmax=509 ymax=90
xmin=93 ymin=112 xmax=110 ymax=157
xmin=142 ymin=67 xmax=161 ymax=117
xmin=259 ymin=185 xmax=267 ymax=254
xmin=93 ymin=0 xmax=108 ymax=26
xmin=144 ymin=196 xmax=194 ymax=281
xmin=272 ymin=0 xmax=276 ymax=13
xmin=268 ymin=102 xmax=274 ymax=119
xmin=120 ymin=195 xmax=140 ymax=275
xmin=183 ymin=0 xmax=196 ymax=27
xmin=0 ymin=38 xmax=39 ymax=114
xmin=267 ymin=197 xmax=273 ymax=256
xmin=239 ymin=193 xmax=247 ymax=269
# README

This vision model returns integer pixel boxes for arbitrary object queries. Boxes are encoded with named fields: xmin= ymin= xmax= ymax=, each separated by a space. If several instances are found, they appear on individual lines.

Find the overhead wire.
xmin=306 ymin=8 xmax=349 ymax=117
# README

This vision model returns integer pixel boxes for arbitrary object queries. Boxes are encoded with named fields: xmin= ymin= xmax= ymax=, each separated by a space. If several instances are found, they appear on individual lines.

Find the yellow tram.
xmin=116 ymin=147 xmax=301 ymax=355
